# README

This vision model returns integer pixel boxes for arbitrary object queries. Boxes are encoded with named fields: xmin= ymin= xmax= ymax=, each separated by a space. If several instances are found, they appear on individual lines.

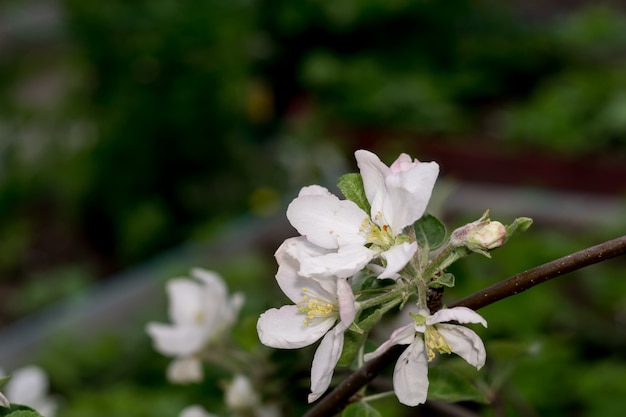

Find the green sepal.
xmin=342 ymin=401 xmax=382 ymax=417
xmin=429 ymin=272 xmax=455 ymax=288
xmin=413 ymin=214 xmax=447 ymax=250
xmin=0 ymin=405 xmax=43 ymax=417
xmin=427 ymin=367 xmax=489 ymax=404
xmin=338 ymin=309 xmax=383 ymax=367
xmin=0 ymin=377 xmax=9 ymax=391
xmin=504 ymin=217 xmax=533 ymax=242
xmin=337 ymin=173 xmax=371 ymax=214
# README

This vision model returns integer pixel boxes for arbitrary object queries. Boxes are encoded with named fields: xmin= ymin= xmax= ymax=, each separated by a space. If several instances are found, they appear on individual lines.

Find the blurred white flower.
xmin=0 ymin=366 xmax=57 ymax=416
xmin=179 ymin=404 xmax=217 ymax=417
xmin=225 ymin=374 xmax=260 ymax=411
xmin=146 ymin=268 xmax=244 ymax=384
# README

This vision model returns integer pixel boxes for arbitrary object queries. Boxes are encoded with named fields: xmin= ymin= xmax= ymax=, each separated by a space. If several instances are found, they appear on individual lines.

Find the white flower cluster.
xmin=257 ymin=149 xmax=496 ymax=406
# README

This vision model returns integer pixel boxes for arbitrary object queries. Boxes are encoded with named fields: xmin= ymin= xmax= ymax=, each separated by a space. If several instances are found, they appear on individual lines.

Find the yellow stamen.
xmin=297 ymin=288 xmax=336 ymax=326
xmin=424 ymin=326 xmax=452 ymax=362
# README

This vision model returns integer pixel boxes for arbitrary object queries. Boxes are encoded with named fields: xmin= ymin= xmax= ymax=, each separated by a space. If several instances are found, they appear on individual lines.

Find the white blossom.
xmin=146 ymin=268 xmax=244 ymax=383
xmin=179 ymin=405 xmax=217 ymax=417
xmin=0 ymin=366 xmax=57 ymax=416
xmin=286 ymin=149 xmax=438 ymax=279
xmin=364 ymin=307 xmax=487 ymax=406
xmin=257 ymin=237 xmax=357 ymax=402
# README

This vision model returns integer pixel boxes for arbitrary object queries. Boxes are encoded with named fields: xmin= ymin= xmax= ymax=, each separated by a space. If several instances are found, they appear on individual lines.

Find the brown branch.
xmin=303 ymin=234 xmax=626 ymax=417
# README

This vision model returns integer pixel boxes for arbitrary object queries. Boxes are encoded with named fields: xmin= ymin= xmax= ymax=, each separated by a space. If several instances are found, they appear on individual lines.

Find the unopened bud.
xmin=225 ymin=374 xmax=260 ymax=411
xmin=450 ymin=211 xmax=506 ymax=256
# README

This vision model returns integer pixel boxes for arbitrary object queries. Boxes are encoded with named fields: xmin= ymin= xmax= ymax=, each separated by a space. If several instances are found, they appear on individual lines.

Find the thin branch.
xmin=303 ymin=235 xmax=626 ymax=417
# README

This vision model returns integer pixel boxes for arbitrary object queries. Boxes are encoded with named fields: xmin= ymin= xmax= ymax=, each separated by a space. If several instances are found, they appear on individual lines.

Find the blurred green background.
xmin=1 ymin=0 xmax=625 ymax=415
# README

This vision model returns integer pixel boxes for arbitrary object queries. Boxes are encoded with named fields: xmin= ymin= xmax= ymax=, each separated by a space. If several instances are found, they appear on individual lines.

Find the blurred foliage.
xmin=2 ymin=0 xmax=626 ymax=290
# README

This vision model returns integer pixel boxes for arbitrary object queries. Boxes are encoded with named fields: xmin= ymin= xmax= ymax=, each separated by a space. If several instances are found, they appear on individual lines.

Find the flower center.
xmin=360 ymin=213 xmax=395 ymax=249
xmin=424 ymin=325 xmax=452 ymax=361
xmin=297 ymin=288 xmax=337 ymax=326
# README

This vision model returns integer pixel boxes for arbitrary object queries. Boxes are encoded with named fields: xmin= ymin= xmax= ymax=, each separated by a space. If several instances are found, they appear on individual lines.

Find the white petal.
xmin=167 ymin=357 xmax=204 ymax=384
xmin=179 ymin=405 xmax=217 ymax=417
xmin=6 ymin=366 xmax=48 ymax=405
xmin=146 ymin=322 xmax=207 ymax=356
xmin=379 ymin=242 xmax=417 ymax=279
xmin=383 ymin=161 xmax=439 ymax=232
xmin=355 ymin=149 xmax=390 ymax=209
xmin=427 ymin=307 xmax=488 ymax=328
xmin=257 ymin=306 xmax=334 ymax=349
xmin=336 ymin=278 xmax=356 ymax=327
xmin=393 ymin=337 xmax=429 ymax=406
xmin=166 ymin=279 xmax=204 ymax=326
xmin=298 ymin=185 xmax=333 ymax=197
xmin=275 ymin=238 xmax=326 ymax=301
xmin=0 ymin=392 xmax=9 ymax=408
xmin=225 ymin=374 xmax=260 ymax=410
xmin=298 ymin=244 xmax=375 ymax=279
xmin=287 ymin=191 xmax=367 ymax=249
xmin=190 ymin=268 xmax=227 ymax=299
xmin=437 ymin=324 xmax=486 ymax=369
xmin=364 ymin=323 xmax=415 ymax=361
xmin=308 ymin=325 xmax=345 ymax=402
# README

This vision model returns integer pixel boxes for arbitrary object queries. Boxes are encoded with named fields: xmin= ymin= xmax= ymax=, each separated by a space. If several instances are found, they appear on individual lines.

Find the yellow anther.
xmin=424 ymin=326 xmax=452 ymax=362
xmin=297 ymin=290 xmax=337 ymax=326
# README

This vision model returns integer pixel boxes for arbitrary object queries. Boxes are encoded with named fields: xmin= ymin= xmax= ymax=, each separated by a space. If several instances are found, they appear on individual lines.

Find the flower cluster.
xmin=257 ymin=149 xmax=528 ymax=407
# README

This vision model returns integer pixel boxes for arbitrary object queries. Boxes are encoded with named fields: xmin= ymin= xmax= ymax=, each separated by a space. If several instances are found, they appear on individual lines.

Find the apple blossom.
xmin=286 ymin=149 xmax=439 ymax=279
xmin=146 ymin=268 xmax=244 ymax=383
xmin=179 ymin=405 xmax=217 ymax=417
xmin=0 ymin=366 xmax=57 ymax=417
xmin=364 ymin=307 xmax=487 ymax=406
xmin=257 ymin=237 xmax=357 ymax=402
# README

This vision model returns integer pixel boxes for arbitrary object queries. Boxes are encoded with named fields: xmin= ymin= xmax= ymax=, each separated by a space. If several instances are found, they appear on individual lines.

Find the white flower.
xmin=146 ymin=268 xmax=244 ymax=384
xmin=364 ymin=307 xmax=487 ymax=406
xmin=179 ymin=405 xmax=217 ymax=417
xmin=286 ymin=149 xmax=438 ymax=279
xmin=257 ymin=237 xmax=357 ymax=402
xmin=225 ymin=374 xmax=260 ymax=411
xmin=0 ymin=366 xmax=57 ymax=416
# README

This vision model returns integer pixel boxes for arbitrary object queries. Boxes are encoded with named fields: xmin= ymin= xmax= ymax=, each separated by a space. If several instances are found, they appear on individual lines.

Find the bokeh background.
xmin=1 ymin=0 xmax=626 ymax=416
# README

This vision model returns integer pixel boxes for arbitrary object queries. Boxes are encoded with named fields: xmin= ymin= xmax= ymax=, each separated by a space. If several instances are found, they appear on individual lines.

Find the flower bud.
xmin=450 ymin=211 xmax=506 ymax=257
xmin=225 ymin=374 xmax=260 ymax=411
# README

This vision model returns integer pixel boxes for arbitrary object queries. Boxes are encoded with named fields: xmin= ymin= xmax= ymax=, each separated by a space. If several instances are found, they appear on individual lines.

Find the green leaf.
xmin=504 ymin=217 xmax=533 ymax=242
xmin=430 ymin=272 xmax=455 ymax=288
xmin=7 ymin=411 xmax=43 ymax=417
xmin=0 ymin=377 xmax=9 ymax=390
xmin=338 ymin=309 xmax=383 ymax=367
xmin=337 ymin=173 xmax=371 ymax=214
xmin=342 ymin=402 xmax=382 ymax=417
xmin=427 ymin=367 xmax=488 ymax=404
xmin=0 ymin=404 xmax=43 ymax=417
xmin=414 ymin=214 xmax=447 ymax=250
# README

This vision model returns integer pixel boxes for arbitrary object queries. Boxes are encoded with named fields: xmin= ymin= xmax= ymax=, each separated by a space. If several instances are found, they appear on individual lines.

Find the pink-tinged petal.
xmin=146 ymin=322 xmax=207 ymax=356
xmin=389 ymin=153 xmax=417 ymax=173
xmin=427 ymin=306 xmax=487 ymax=328
xmin=166 ymin=279 xmax=204 ymax=326
xmin=167 ymin=356 xmax=203 ymax=384
xmin=379 ymin=242 xmax=417 ymax=279
xmin=437 ymin=324 xmax=486 ymax=369
xmin=383 ymin=161 xmax=439 ymax=232
xmin=308 ymin=325 xmax=345 ymax=402
xmin=257 ymin=306 xmax=334 ymax=349
xmin=336 ymin=278 xmax=356 ymax=327
xmin=287 ymin=190 xmax=367 ymax=249
xmin=364 ymin=323 xmax=416 ymax=361
xmin=393 ymin=337 xmax=429 ymax=406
